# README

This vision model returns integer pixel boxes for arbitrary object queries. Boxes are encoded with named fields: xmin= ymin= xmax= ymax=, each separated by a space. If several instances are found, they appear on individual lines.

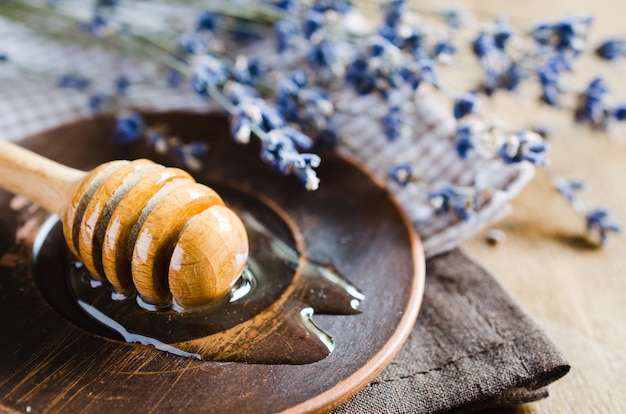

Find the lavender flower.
xmin=537 ymin=55 xmax=572 ymax=106
xmin=58 ymin=74 xmax=91 ymax=90
xmin=114 ymin=75 xmax=130 ymax=95
xmin=173 ymin=141 xmax=210 ymax=171
xmin=388 ymin=163 xmax=413 ymax=186
xmin=346 ymin=36 xmax=407 ymax=97
xmin=454 ymin=123 xmax=478 ymax=159
xmin=586 ymin=208 xmax=620 ymax=244
xmin=382 ymin=105 xmax=409 ymax=141
xmin=232 ymin=56 xmax=262 ymax=85
xmin=595 ymin=38 xmax=626 ymax=61
xmin=530 ymin=16 xmax=593 ymax=53
xmin=453 ymin=92 xmax=478 ymax=120
xmin=0 ymin=53 xmax=8 ymax=62
xmin=555 ymin=179 xmax=585 ymax=202
xmin=493 ymin=17 xmax=514 ymax=50
xmin=429 ymin=184 xmax=477 ymax=222
xmin=230 ymin=99 xmax=264 ymax=144
xmin=433 ymin=39 xmax=457 ymax=63
xmin=191 ymin=54 xmax=229 ymax=96
xmin=472 ymin=32 xmax=497 ymax=59
xmin=612 ymin=102 xmax=626 ymax=121
xmin=78 ymin=12 xmax=115 ymax=37
xmin=260 ymin=129 xmax=321 ymax=190
xmin=498 ymin=130 xmax=549 ymax=165
xmin=574 ymin=76 xmax=610 ymax=130
xmin=114 ymin=112 xmax=143 ymax=144
xmin=88 ymin=92 xmax=110 ymax=114
xmin=303 ymin=9 xmax=325 ymax=39
xmin=178 ymin=32 xmax=208 ymax=55
xmin=196 ymin=11 xmax=218 ymax=32
xmin=311 ymin=0 xmax=353 ymax=14
xmin=276 ymin=20 xmax=299 ymax=53
xmin=307 ymin=38 xmax=340 ymax=75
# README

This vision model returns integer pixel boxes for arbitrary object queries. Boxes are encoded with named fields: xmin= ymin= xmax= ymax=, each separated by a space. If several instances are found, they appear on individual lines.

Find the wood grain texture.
xmin=102 ymin=168 xmax=193 ymax=294
xmin=0 ymin=141 xmax=85 ymax=216
xmin=436 ymin=0 xmax=626 ymax=412
xmin=131 ymin=182 xmax=226 ymax=305
xmin=168 ymin=204 xmax=249 ymax=308
xmin=0 ymin=113 xmax=424 ymax=413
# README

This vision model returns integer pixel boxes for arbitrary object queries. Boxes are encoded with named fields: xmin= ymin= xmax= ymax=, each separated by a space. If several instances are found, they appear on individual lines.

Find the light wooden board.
xmin=440 ymin=0 xmax=626 ymax=412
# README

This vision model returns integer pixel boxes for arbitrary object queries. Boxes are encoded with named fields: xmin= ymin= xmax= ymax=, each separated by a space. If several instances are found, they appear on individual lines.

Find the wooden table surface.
xmin=430 ymin=0 xmax=626 ymax=412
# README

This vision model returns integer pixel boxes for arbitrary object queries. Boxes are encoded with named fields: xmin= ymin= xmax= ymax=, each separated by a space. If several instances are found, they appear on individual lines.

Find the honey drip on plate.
xmin=33 ymin=186 xmax=365 ymax=364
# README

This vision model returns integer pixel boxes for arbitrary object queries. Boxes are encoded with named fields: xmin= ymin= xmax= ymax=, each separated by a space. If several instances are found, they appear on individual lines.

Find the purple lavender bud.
xmin=586 ymin=208 xmax=620 ymax=244
xmin=433 ymin=39 xmax=457 ymax=59
xmin=114 ymin=75 xmax=130 ymax=95
xmin=88 ymin=92 xmax=110 ymax=113
xmin=596 ymin=38 xmax=626 ymax=60
xmin=178 ymin=32 xmax=206 ymax=54
xmin=346 ymin=57 xmax=376 ymax=94
xmin=232 ymin=57 xmax=262 ymax=85
xmin=261 ymin=105 xmax=286 ymax=130
xmin=500 ymin=61 xmax=524 ymax=91
xmin=429 ymin=184 xmax=476 ymax=221
xmin=303 ymin=10 xmax=325 ymax=39
xmin=472 ymin=33 xmax=496 ymax=59
xmin=196 ymin=11 xmax=217 ymax=32
xmin=276 ymin=20 xmax=298 ymax=53
xmin=225 ymin=82 xmax=258 ymax=105
xmin=274 ymin=0 xmax=298 ymax=11
xmin=114 ymin=112 xmax=143 ymax=144
xmin=282 ymin=126 xmax=314 ymax=149
xmin=312 ymin=0 xmax=353 ymax=14
xmin=382 ymin=0 xmax=404 ymax=29
xmin=453 ymin=92 xmax=478 ymax=120
xmin=556 ymin=179 xmax=585 ymax=202
xmin=382 ymin=105 xmax=405 ymax=141
xmin=388 ymin=164 xmax=413 ymax=186
xmin=58 ymin=74 xmax=91 ymax=90
xmin=454 ymin=123 xmax=476 ymax=159
xmin=498 ymin=132 xmax=549 ymax=165
xmin=537 ymin=65 xmax=561 ymax=106
xmin=191 ymin=55 xmax=228 ymax=96
xmin=307 ymin=39 xmax=337 ymax=71
xmin=612 ymin=102 xmax=626 ymax=121
xmin=574 ymin=76 xmax=610 ymax=129
xmin=185 ymin=141 xmax=210 ymax=157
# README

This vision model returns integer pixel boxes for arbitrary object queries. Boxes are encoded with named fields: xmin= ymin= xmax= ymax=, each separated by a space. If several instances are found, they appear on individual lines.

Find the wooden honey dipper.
xmin=0 ymin=140 xmax=249 ymax=309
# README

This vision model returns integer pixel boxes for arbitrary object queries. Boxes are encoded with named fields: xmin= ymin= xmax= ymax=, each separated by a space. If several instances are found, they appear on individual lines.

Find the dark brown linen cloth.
xmin=334 ymin=249 xmax=570 ymax=413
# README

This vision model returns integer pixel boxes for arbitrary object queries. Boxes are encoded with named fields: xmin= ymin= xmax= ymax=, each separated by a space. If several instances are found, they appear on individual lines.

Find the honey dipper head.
xmin=168 ymin=205 xmax=249 ymax=308
xmin=63 ymin=159 xmax=249 ymax=309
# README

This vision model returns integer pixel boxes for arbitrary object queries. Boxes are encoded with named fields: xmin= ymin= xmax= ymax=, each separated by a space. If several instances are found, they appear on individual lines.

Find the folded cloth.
xmin=334 ymin=249 xmax=570 ymax=413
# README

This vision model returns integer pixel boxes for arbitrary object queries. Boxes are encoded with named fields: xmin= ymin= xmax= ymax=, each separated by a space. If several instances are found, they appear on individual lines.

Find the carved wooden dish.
xmin=0 ymin=112 xmax=424 ymax=413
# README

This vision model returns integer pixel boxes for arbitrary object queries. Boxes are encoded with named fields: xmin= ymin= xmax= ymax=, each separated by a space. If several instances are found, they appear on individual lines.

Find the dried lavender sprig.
xmin=3 ymin=0 xmax=322 ymax=189
xmin=548 ymin=168 xmax=621 ymax=245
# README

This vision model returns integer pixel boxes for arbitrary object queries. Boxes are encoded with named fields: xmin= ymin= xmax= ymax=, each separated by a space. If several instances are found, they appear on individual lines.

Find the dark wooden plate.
xmin=0 ymin=113 xmax=424 ymax=413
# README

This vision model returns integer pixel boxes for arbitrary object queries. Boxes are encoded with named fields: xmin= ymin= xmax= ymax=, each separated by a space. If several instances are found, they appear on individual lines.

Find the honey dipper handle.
xmin=0 ymin=140 xmax=87 ymax=216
